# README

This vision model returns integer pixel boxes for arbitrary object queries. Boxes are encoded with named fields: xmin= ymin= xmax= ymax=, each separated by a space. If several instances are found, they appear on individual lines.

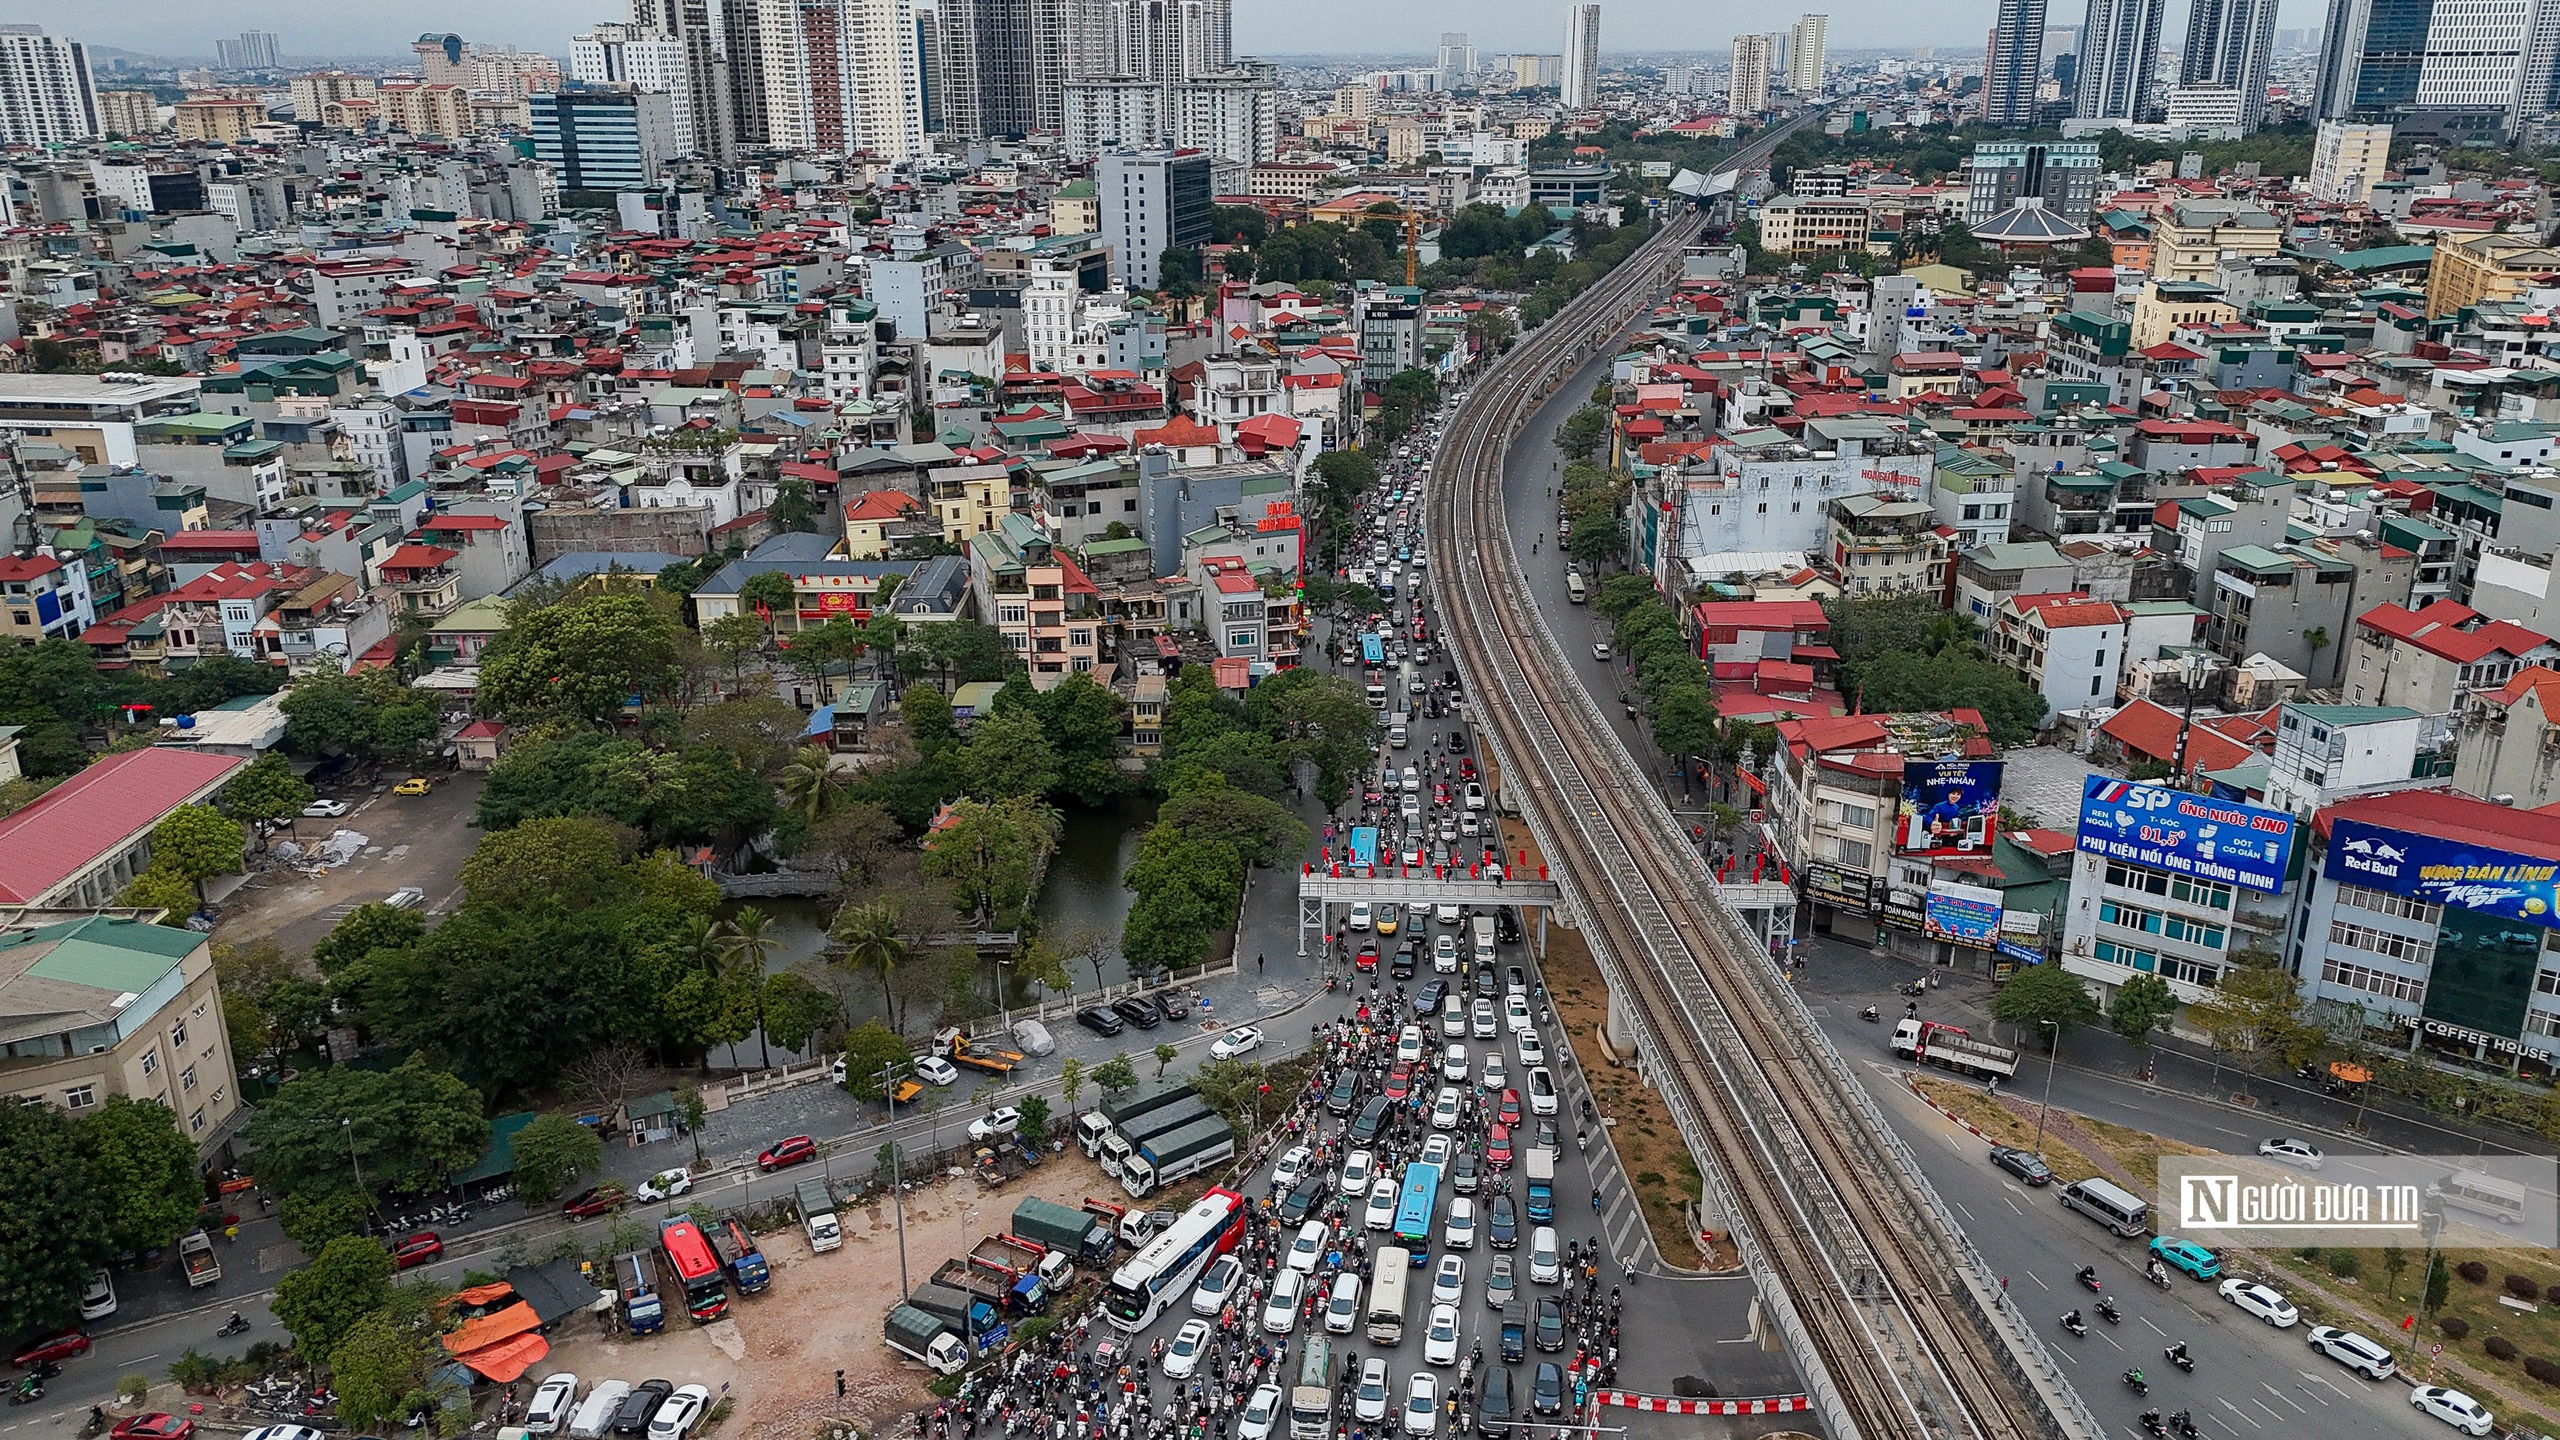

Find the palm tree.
xmin=832 ymin=898 xmax=910 ymax=1033
xmin=779 ymin=746 xmax=848 ymax=825
xmin=716 ymin=906 xmax=780 ymax=1068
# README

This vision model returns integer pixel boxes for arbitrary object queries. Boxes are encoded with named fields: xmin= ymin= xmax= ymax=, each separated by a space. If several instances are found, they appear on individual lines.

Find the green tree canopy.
xmin=507 ymin=1113 xmax=606 ymax=1203
xmin=219 ymin=752 xmax=316 ymax=835
xmin=145 ymin=803 xmax=247 ymax=900
xmin=1988 ymin=964 xmax=2101 ymax=1042
xmin=920 ymin=795 xmax=1062 ymax=930
xmin=271 ymin=1234 xmax=397 ymax=1363
xmin=77 ymin=1096 xmax=201 ymax=1256
xmin=0 ymin=1103 xmax=111 ymax=1336
xmin=2107 ymin=973 xmax=2180 ymax=1047
xmin=477 ymin=591 xmax=685 ymax=725
xmin=238 ymin=1055 xmax=490 ymax=1203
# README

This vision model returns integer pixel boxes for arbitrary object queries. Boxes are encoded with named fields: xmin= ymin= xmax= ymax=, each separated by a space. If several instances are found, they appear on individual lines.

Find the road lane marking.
xmin=2215 ymin=1397 xmax=2264 ymax=1430
xmin=1953 ymin=1201 xmax=1977 ymax=1223
xmin=2249 ymin=1398 xmax=2286 ymax=1424
xmin=2023 ymin=1269 xmax=2047 ymax=1290
xmin=2261 ymin=1383 xmax=2307 ymax=1414
xmin=2140 ymin=1316 xmax=2165 ymax=1336
xmin=2002 ymin=1193 xmax=2024 ymax=1215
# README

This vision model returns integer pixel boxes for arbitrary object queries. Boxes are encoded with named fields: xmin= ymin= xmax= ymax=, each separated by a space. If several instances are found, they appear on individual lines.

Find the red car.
xmin=561 ymin=1184 xmax=627 ymax=1218
xmin=111 ymin=1415 xmax=196 ymax=1440
xmin=1497 ymin=1088 xmax=1523 ymax=1127
xmin=1355 ymin=943 xmax=1379 ymax=973
xmin=390 ymin=1232 xmax=444 ymax=1270
xmin=1457 ymin=758 xmax=1477 ymax=780
xmin=11 ymin=1329 xmax=89 ymax=1368
xmin=758 ymin=1135 xmax=818 ymax=1172
xmin=1383 ymin=1062 xmax=1414 ymax=1101
xmin=1485 ymin=1124 xmax=1513 ymax=1169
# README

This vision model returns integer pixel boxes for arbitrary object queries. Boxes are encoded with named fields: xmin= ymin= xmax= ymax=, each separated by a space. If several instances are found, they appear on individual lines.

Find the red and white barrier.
xmin=1593 ymin=1391 xmax=1813 ymax=1415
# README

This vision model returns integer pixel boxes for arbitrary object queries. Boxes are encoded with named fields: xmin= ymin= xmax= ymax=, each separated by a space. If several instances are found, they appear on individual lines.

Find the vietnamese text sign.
xmin=2075 ymin=777 xmax=2295 ymax=894
xmin=2325 ymin=819 xmax=2560 ymax=929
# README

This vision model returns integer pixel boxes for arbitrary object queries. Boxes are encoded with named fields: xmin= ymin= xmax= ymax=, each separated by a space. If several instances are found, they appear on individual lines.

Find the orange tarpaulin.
xmin=452 ymin=1282 xmax=516 ymax=1308
xmin=455 ymin=1329 xmax=550 ymax=1384
xmin=443 ymin=1300 xmax=541 ymax=1357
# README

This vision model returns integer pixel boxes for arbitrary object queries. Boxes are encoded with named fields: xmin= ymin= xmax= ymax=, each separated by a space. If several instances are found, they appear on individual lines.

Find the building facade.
xmin=1788 ymin=13 xmax=1828 ymax=92
xmin=1562 ymin=3 xmax=1602 ymax=109
xmin=1966 ymin=141 xmax=2101 ymax=225
xmin=2074 ymin=0 xmax=2166 ymax=122
xmin=2178 ymin=0 xmax=2280 ymax=130
xmin=0 ymin=26 xmax=99 ymax=146
xmin=530 ymin=88 xmax=677 ymax=193
xmin=1731 ymin=32 xmax=1775 ymax=114
xmin=1980 ymin=0 xmax=2048 ymax=126
xmin=1099 ymin=148 xmax=1212 ymax=290
xmin=0 ymin=916 xmax=245 ymax=1159
xmin=2309 ymin=118 xmax=2392 ymax=200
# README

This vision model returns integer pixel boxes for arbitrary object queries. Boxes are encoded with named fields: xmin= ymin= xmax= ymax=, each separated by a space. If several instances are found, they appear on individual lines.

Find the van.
xmin=1390 ymin=725 xmax=1409 ymax=749
xmin=569 ymin=1380 xmax=633 ymax=1440
xmin=1366 ymin=682 xmax=1388 ymax=709
xmin=1476 ymin=1366 xmax=1513 ymax=1435
xmin=2059 ymin=1177 xmax=2149 ymax=1237
xmin=1472 ymin=916 xmax=1496 ymax=965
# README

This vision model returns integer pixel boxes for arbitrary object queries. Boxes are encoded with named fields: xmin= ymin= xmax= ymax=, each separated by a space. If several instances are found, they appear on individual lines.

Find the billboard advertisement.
xmin=2075 ymin=778 xmax=2296 ymax=895
xmin=1922 ymin=882 xmax=2004 ymax=948
xmin=1896 ymin=759 xmax=2004 ymax=855
xmin=2324 ymin=820 xmax=2560 ymax=929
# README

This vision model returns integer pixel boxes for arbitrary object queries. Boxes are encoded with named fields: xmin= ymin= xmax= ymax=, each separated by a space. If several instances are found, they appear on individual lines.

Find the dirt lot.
xmin=532 ymin=1148 xmax=1124 ymax=1440
xmin=217 ymin=772 xmax=485 ymax=955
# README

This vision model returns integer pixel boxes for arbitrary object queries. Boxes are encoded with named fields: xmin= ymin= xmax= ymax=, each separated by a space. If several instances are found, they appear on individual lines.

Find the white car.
xmin=1460 ymin=812 xmax=1480 ymax=837
xmin=968 ymin=1107 xmax=1022 ymax=1142
xmin=1341 ymin=1149 xmax=1376 ymax=1195
xmin=1515 ymin=1030 xmax=1544 ymax=1066
xmin=1442 ymin=1044 xmax=1470 ymax=1082
xmin=1400 ymin=796 xmax=1421 ymax=822
xmin=1529 ymin=1227 xmax=1561 ymax=1284
xmin=649 ymin=1384 xmax=711 ymax=1440
xmin=1433 ymin=935 xmax=1458 ymax=970
xmin=525 ymin=1373 xmax=580 ymax=1434
xmin=1444 ymin=1196 xmax=1477 ymax=1250
xmin=1419 ymin=1134 xmax=1455 ymax=1167
xmin=1504 ymin=994 xmax=1532 ymax=1033
xmin=1010 ymin=1018 xmax=1056 ymax=1056
xmin=2218 ymin=1277 xmax=2299 ymax=1327
xmin=1165 ymin=1318 xmax=1214 ymax=1378
xmin=1435 ymin=902 xmax=1461 ymax=926
xmin=1263 ymin=1269 xmax=1304 ymax=1333
xmin=1479 ymin=1054 xmax=1508 ymax=1094
xmin=1592 ymin=642 xmax=1611 ymax=661
xmin=1485 ymin=1256 xmax=1515 ymax=1310
xmin=1424 ymin=1302 xmax=1462 ymax=1366
xmin=1403 ymin=1373 xmax=1440 ymax=1435
xmin=1192 ymin=1253 xmax=1245 ymax=1315
xmin=1431 ymin=1253 xmax=1466 ymax=1307
xmin=2306 ymin=1326 xmax=2396 ymax=1380
xmin=1325 ymin=1272 xmax=1364 ymax=1333
xmin=2256 ymin=1137 xmax=2325 ymax=1170
xmin=78 ymin=1269 xmax=115 ymax=1321
xmin=1526 ymin=1066 xmax=1558 ymax=1115
xmin=1441 ymin=1000 xmax=1468 ymax=1038
xmin=1272 ymin=1145 xmax=1311 ymax=1192
xmin=1355 ymin=1358 xmax=1392 ymax=1423
xmin=1366 ymin=1176 xmax=1400 ymax=1230
xmin=244 ymin=1427 xmax=329 ymax=1440
xmin=1350 ymin=901 xmax=1374 ymax=931
xmin=1401 ymin=769 xmax=1421 ymax=794
xmin=915 ymin=1055 xmax=961 ymax=1086
xmin=1211 ymin=1025 xmax=1266 ymax=1061
xmin=1431 ymin=1086 xmax=1464 ymax=1130
xmin=1471 ymin=998 xmax=1497 ymax=1039
xmin=1465 ymin=782 xmax=1486 ymax=811
xmin=1289 ymin=1219 xmax=1331 ymax=1273
xmin=1397 ymin=1025 xmax=1426 ymax=1065
xmin=301 ymin=799 xmax=351 ymax=818
xmin=1240 ymin=1383 xmax=1284 ymax=1440
xmin=636 ymin=1168 xmax=693 ymax=1202
xmin=2411 ymin=1386 xmax=2495 ymax=1436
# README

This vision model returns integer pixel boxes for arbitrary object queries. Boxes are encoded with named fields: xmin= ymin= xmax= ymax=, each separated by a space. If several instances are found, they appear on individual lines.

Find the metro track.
xmin=1423 ymin=153 xmax=2091 ymax=1440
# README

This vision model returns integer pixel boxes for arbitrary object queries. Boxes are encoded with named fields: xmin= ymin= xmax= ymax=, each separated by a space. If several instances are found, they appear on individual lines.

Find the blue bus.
xmin=1393 ymin=1162 xmax=1441 ymax=1259
xmin=1360 ymin=632 xmax=1385 ymax=667
xmin=1348 ymin=827 xmax=1379 ymax=871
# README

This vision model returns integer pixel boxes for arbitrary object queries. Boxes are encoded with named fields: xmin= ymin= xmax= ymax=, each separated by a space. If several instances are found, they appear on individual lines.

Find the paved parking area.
xmin=216 ymin=771 xmax=486 ymax=955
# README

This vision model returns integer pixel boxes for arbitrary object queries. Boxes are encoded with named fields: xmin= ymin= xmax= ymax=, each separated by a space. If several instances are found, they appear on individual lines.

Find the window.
xmin=64 ymin=1085 xmax=96 ymax=1110
xmin=2330 ymin=918 xmax=2434 ymax=966
xmin=2324 ymin=956 xmax=2426 ymax=1003
xmin=171 ymin=1018 xmax=186 ymax=1047
xmin=190 ymin=1107 xmax=206 ymax=1134
xmin=181 ymin=1065 xmax=197 ymax=1092
xmin=1820 ymin=799 xmax=1875 ymax=830
xmin=2101 ymin=899 xmax=2163 ymax=934
xmin=140 ymin=1049 xmax=158 ymax=1077
xmin=2339 ymin=883 xmax=2439 ymax=924
xmin=1827 ymin=836 xmax=1872 ymax=868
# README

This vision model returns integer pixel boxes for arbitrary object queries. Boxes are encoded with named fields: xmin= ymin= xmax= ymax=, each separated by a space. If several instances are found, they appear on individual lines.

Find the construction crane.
xmin=1361 ymin=201 xmax=1424 ymax=286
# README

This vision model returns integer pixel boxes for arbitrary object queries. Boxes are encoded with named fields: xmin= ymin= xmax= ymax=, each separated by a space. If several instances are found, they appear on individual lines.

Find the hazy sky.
xmin=39 ymin=0 xmax=2334 ymax=61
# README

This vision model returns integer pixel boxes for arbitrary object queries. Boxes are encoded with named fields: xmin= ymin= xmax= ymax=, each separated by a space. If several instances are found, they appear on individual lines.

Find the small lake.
xmin=703 ymin=797 xmax=1157 ymax=1065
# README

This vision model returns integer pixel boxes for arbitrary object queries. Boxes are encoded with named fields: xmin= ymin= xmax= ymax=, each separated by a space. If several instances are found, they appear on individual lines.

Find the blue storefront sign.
xmin=2325 ymin=820 xmax=2560 ymax=929
xmin=1922 ymin=883 xmax=2003 ymax=948
xmin=2074 ymin=777 xmax=2296 ymax=894
xmin=1897 ymin=759 xmax=2005 ymax=856
xmin=1996 ymin=938 xmax=2045 ymax=965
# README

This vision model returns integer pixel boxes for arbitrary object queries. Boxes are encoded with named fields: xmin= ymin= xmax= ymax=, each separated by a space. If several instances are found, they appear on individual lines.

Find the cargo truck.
xmin=717 ymin=1217 xmax=771 ymax=1293
xmin=934 ymin=1254 xmax=1045 ymax=1315
xmin=1889 ymin=1019 xmax=2019 ymax=1080
xmin=1523 ymin=1148 xmax=1555 ymax=1224
xmin=1080 ymin=1079 xmax=1202 ymax=1154
xmin=179 ymin=1230 xmax=220 ymax=1288
xmin=1121 ymin=1115 xmax=1238 ymax=1199
xmin=971 ymin=1232 xmax=1074 ymax=1292
xmin=1011 ymin=1195 xmax=1115 ymax=1267
xmin=885 ymin=1303 xmax=969 ymax=1375
xmin=1094 ymin=1095 xmax=1217 ymax=1178
xmin=908 ymin=1281 xmax=1006 ymax=1352
xmin=615 ymin=1250 xmax=665 ymax=1335
xmin=795 ymin=1178 xmax=842 ymax=1253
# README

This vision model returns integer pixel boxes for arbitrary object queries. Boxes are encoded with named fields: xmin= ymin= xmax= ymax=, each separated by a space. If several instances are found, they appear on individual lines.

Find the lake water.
xmin=705 ymin=798 xmax=1155 ymax=1064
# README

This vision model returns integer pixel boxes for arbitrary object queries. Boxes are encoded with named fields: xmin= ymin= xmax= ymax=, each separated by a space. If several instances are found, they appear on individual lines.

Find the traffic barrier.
xmin=1594 ymin=1391 xmax=1812 ymax=1414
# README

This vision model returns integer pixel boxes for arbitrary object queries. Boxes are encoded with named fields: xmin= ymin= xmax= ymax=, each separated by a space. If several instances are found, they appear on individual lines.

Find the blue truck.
xmin=717 ymin=1217 xmax=771 ymax=1294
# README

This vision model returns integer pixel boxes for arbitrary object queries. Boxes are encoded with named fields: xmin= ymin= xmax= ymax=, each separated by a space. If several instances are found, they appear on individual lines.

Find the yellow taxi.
xmin=392 ymin=777 xmax=434 ymax=796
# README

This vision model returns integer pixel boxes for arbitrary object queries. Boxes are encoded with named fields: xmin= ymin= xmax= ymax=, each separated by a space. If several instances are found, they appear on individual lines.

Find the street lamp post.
xmin=2033 ymin=1020 xmax=2062 ymax=1159
xmin=878 ymin=1063 xmax=911 ymax=1295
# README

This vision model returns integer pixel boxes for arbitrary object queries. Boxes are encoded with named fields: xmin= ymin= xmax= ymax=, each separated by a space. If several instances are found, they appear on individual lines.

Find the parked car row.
xmin=1075 ymin=987 xmax=1197 ymax=1036
xmin=523 ymin=1372 xmax=713 ymax=1438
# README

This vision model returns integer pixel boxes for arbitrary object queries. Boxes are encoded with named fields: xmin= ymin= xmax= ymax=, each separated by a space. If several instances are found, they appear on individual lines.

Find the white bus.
xmin=2430 ymin=1169 xmax=2529 ymax=1227
xmin=1565 ymin=572 xmax=1586 ymax=604
xmin=1102 ymin=1188 xmax=1247 ymax=1332
xmin=1365 ymin=1246 xmax=1412 ymax=1343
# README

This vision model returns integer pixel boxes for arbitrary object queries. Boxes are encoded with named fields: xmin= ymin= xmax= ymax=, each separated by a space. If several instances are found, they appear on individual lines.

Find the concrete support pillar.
xmin=1606 ymin=983 xmax=1637 ymax=1055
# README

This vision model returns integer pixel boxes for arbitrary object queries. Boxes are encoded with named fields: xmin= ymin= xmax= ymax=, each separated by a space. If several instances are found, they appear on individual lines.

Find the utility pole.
xmin=2033 ymin=1020 xmax=2062 ymax=1159
xmin=879 ymin=1063 xmax=911 ymax=1294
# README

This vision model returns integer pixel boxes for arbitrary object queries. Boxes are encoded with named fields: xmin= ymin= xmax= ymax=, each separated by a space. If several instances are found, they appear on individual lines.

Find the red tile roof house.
xmin=0 ymin=748 xmax=245 ymax=907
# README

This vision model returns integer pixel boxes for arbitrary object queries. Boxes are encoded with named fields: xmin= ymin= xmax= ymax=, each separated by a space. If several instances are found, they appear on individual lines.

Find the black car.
xmin=1326 ymin=1069 xmax=1360 ymax=1116
xmin=1415 ymin=979 xmax=1449 ymax=1016
xmin=1390 ymin=945 xmax=1417 ymax=980
xmin=1495 ymin=908 xmax=1522 ymax=944
xmin=1280 ymin=1174 xmax=1327 ymax=1225
xmin=1076 ymin=1005 xmax=1125 ymax=1036
xmin=1534 ymin=1296 xmax=1565 ymax=1352
xmin=1989 ymin=1145 xmax=2055 ymax=1186
xmin=1154 ymin=989 xmax=1194 ymax=1021
xmin=1473 ymin=967 xmax=1498 ymax=998
xmin=1487 ymin=1191 xmax=1518 ymax=1249
xmin=612 ymin=1379 xmax=675 ymax=1435
xmin=1499 ymin=1300 xmax=1526 ymax=1362
xmin=1478 ymin=1366 xmax=1513 ymax=1435
xmin=1351 ymin=1095 xmax=1391 ymax=1144
xmin=1532 ymin=1363 xmax=1563 ymax=1417
xmin=1111 ymin=997 xmax=1163 ymax=1030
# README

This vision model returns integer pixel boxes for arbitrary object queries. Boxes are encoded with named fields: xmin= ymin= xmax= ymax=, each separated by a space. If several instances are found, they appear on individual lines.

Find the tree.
xmin=717 ymin=906 xmax=782 ymax=1068
xmin=1093 ymin=1052 xmax=1139 ymax=1098
xmin=1988 ymin=964 xmax=2099 ymax=1043
xmin=2191 ymin=951 xmax=2313 ymax=1093
xmin=458 ymin=815 xmax=632 ymax=911
xmin=76 ymin=1096 xmax=200 ymax=1256
xmin=271 ymin=1234 xmax=396 ymax=1363
xmin=839 ymin=1019 xmax=916 ymax=1101
xmin=1647 ymin=685 xmax=1721 ymax=779
xmin=328 ymin=1307 xmax=441 ymax=1431
xmin=2106 ymin=974 xmax=2180 ymax=1046
xmin=957 ymin=708 xmax=1061 ymax=800
xmin=2382 ymin=1244 xmax=2409 ymax=1300
xmin=2423 ymin=1253 xmax=2451 ymax=1313
xmin=1558 ymin=406 xmax=1610 ymax=462
xmin=239 ymin=1056 xmax=490 ymax=1204
xmin=279 ymin=670 xmax=438 ymax=760
xmin=276 ymin=1190 xmax=372 ymax=1252
xmin=507 ymin=1113 xmax=605 ymax=1203
xmin=0 ymin=1104 xmax=110 ymax=1337
xmin=921 ymin=795 xmax=1062 ymax=930
xmin=1059 ymin=1056 xmax=1087 ymax=1115
xmin=1013 ymin=936 xmax=1076 ymax=996
xmin=117 ymin=866 xmax=200 ymax=917
xmin=1155 ymin=785 xmax=1310 ymax=869
xmin=144 ymin=803 xmax=247 ymax=901
xmin=1153 ymin=1042 xmax=1179 ymax=1079
xmin=684 ymin=697 xmax=810 ymax=778
xmin=702 ymin=613 xmax=768 ymax=691
xmin=1017 ymin=1094 xmax=1051 ymax=1141
xmin=902 ymin=684 xmax=958 ymax=757
xmin=476 ymin=592 xmax=685 ymax=725
xmin=760 ymin=971 xmax=842 ymax=1054
xmin=219 ymin=753 xmax=314 ymax=845
xmin=832 ymin=899 xmax=913 ymax=1033
xmin=771 ymin=474 xmax=820 ymax=533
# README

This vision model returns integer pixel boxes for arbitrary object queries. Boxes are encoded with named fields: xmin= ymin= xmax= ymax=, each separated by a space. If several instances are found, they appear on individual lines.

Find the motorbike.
xmin=2076 ymin=1266 xmax=2102 ymax=1292
xmin=2147 ymin=1261 xmax=2173 ymax=1290
xmin=2138 ymin=1412 xmax=2165 ymax=1438
xmin=2170 ymin=1411 xmax=2199 ymax=1439
xmin=2122 ymin=1369 xmax=2147 ymax=1397
xmin=2166 ymin=1344 xmax=2193 ymax=1374
xmin=2059 ymin=1312 xmax=2087 ymax=1338
xmin=2097 ymin=1297 xmax=2121 ymax=1324
xmin=1861 ymin=1006 xmax=1880 ymax=1022
xmin=10 ymin=1379 xmax=41 ymax=1407
xmin=218 ymin=1312 xmax=253 ymax=1338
